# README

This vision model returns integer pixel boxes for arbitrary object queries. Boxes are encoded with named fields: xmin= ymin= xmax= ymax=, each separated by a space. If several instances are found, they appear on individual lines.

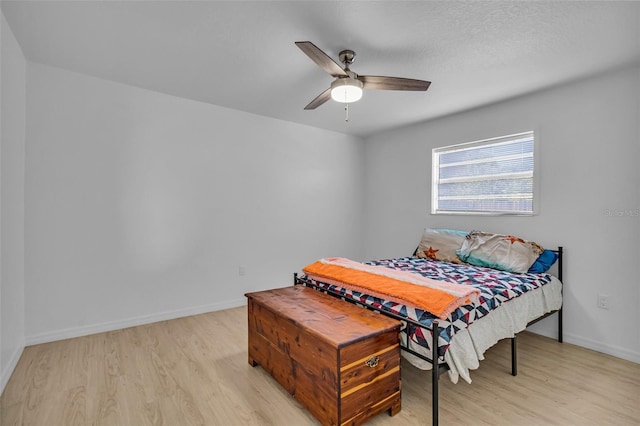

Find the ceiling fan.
xmin=296 ymin=41 xmax=431 ymax=110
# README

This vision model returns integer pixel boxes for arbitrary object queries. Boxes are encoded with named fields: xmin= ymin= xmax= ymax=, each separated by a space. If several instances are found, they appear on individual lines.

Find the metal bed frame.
xmin=294 ymin=247 xmax=563 ymax=426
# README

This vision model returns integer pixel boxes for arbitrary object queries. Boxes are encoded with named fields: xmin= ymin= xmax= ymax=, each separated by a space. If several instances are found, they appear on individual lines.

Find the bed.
xmin=294 ymin=229 xmax=564 ymax=426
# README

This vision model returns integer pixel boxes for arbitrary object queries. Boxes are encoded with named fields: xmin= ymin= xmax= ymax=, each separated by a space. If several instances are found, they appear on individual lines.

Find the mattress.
xmin=299 ymin=256 xmax=562 ymax=384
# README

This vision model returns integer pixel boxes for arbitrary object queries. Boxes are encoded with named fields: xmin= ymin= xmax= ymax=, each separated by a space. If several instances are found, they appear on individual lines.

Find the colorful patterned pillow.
xmin=416 ymin=228 xmax=467 ymax=263
xmin=456 ymin=231 xmax=544 ymax=273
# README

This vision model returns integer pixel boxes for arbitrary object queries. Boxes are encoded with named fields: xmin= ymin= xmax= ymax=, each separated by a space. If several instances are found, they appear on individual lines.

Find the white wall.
xmin=1 ymin=12 xmax=26 ymax=392
xmin=363 ymin=65 xmax=640 ymax=363
xmin=24 ymin=63 xmax=365 ymax=344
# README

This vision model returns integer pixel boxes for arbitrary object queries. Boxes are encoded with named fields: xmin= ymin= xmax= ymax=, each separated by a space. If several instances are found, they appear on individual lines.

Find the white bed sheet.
xmin=400 ymin=276 xmax=563 ymax=384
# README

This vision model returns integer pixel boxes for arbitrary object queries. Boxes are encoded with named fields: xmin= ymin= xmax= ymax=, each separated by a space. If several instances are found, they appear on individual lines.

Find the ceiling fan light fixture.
xmin=330 ymin=77 xmax=363 ymax=103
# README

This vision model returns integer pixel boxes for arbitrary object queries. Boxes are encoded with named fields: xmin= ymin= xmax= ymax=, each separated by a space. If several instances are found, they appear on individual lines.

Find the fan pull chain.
xmin=344 ymin=103 xmax=349 ymax=122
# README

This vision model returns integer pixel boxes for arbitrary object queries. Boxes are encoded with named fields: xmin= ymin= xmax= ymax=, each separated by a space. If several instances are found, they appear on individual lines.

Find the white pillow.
xmin=456 ymin=231 xmax=543 ymax=273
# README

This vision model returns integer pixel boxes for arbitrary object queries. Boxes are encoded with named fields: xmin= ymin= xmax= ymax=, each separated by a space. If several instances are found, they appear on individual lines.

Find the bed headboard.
xmin=551 ymin=246 xmax=563 ymax=282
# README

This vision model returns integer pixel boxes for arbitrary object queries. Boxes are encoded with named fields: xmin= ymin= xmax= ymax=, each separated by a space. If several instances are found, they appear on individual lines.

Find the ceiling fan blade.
xmin=304 ymin=88 xmax=332 ymax=110
xmin=295 ymin=41 xmax=348 ymax=78
xmin=360 ymin=75 xmax=431 ymax=91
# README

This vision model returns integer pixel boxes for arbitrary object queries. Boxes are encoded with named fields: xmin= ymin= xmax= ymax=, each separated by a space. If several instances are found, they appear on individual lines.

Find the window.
xmin=432 ymin=131 xmax=535 ymax=215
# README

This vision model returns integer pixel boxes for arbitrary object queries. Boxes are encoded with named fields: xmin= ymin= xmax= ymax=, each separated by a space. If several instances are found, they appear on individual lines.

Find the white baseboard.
xmin=1 ymin=340 xmax=25 ymax=395
xmin=21 ymin=299 xmax=640 ymax=367
xmin=24 ymin=298 xmax=247 ymax=347
xmin=561 ymin=332 xmax=640 ymax=364
xmin=526 ymin=312 xmax=639 ymax=364
xmin=528 ymin=328 xmax=640 ymax=364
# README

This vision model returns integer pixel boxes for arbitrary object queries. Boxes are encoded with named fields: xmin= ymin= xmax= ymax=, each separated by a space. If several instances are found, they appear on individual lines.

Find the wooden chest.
xmin=246 ymin=285 xmax=401 ymax=425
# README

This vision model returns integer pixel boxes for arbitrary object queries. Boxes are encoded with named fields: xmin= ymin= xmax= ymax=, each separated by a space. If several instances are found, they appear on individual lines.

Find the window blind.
xmin=432 ymin=131 xmax=535 ymax=215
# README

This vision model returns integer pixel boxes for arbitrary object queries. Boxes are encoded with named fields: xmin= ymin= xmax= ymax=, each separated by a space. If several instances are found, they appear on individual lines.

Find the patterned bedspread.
xmin=301 ymin=257 xmax=553 ymax=359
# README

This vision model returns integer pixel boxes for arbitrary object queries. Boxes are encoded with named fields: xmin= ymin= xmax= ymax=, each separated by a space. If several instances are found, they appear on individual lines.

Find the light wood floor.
xmin=2 ymin=305 xmax=639 ymax=426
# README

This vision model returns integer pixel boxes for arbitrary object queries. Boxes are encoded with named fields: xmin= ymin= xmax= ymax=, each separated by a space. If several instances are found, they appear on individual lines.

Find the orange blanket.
xmin=303 ymin=258 xmax=479 ymax=320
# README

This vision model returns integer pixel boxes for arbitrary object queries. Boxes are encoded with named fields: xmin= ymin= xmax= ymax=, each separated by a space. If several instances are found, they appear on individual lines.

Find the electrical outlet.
xmin=597 ymin=294 xmax=609 ymax=309
xmin=238 ymin=266 xmax=246 ymax=276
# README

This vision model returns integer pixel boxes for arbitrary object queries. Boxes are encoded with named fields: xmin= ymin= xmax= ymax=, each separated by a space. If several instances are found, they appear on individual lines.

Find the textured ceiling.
xmin=2 ymin=1 xmax=639 ymax=137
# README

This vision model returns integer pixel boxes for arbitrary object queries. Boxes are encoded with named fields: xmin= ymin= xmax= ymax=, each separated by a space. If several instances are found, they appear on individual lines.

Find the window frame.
xmin=431 ymin=131 xmax=538 ymax=216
